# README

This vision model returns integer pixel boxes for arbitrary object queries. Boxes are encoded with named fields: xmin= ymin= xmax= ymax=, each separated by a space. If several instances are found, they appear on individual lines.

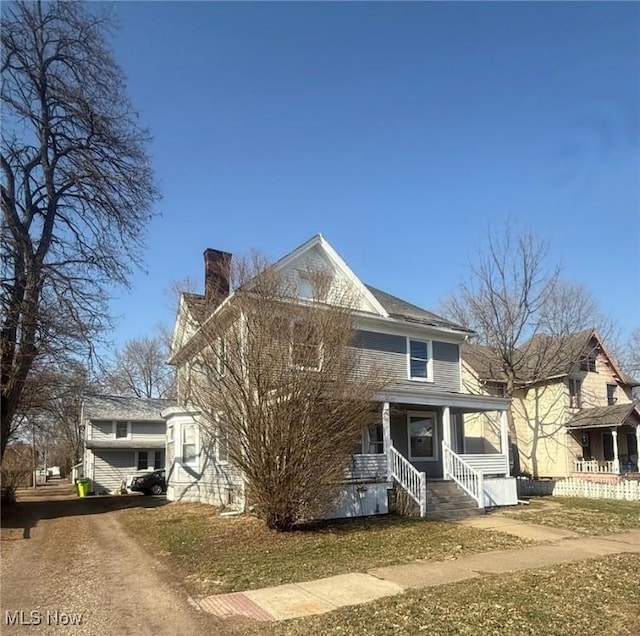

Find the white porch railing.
xmin=442 ymin=441 xmax=484 ymax=509
xmin=574 ymin=459 xmax=620 ymax=474
xmin=389 ymin=445 xmax=427 ymax=517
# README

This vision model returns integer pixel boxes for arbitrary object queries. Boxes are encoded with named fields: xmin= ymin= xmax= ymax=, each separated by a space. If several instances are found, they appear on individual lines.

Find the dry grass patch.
xmin=504 ymin=497 xmax=640 ymax=535
xmin=119 ymin=504 xmax=527 ymax=596
xmin=269 ymin=554 xmax=640 ymax=636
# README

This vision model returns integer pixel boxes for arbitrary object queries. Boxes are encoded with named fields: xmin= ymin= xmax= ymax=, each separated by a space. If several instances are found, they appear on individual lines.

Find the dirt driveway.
xmin=0 ymin=483 xmax=245 ymax=635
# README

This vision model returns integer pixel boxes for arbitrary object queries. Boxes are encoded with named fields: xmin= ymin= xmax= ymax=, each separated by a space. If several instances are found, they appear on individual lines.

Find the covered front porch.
xmin=567 ymin=404 xmax=640 ymax=482
xmin=348 ymin=388 xmax=516 ymax=516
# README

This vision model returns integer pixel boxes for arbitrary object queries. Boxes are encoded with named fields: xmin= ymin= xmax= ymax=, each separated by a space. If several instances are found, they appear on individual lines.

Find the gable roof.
xmin=182 ymin=292 xmax=207 ymax=323
xmin=462 ymin=342 xmax=506 ymax=382
xmin=366 ymin=285 xmax=471 ymax=333
xmin=463 ymin=329 xmax=639 ymax=387
xmin=83 ymin=395 xmax=175 ymax=422
xmin=516 ymin=329 xmax=595 ymax=382
xmin=565 ymin=403 xmax=640 ymax=430
xmin=173 ymin=234 xmax=469 ymax=337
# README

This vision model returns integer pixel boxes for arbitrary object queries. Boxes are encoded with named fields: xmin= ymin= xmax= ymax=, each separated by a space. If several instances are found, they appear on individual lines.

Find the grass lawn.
xmin=119 ymin=504 xmax=527 ymax=596
xmin=269 ymin=553 xmax=640 ymax=636
xmin=503 ymin=496 xmax=640 ymax=535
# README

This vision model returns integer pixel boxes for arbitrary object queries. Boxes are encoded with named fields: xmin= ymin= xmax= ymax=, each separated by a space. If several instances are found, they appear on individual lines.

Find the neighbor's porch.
xmin=570 ymin=424 xmax=640 ymax=479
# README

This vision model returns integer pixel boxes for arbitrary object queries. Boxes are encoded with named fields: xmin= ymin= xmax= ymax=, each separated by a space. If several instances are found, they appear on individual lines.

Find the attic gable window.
xmin=407 ymin=338 xmax=433 ymax=382
xmin=579 ymin=353 xmax=597 ymax=372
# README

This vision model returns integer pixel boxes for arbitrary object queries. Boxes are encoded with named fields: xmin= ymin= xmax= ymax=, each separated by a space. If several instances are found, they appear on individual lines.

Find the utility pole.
xmin=31 ymin=419 xmax=37 ymax=489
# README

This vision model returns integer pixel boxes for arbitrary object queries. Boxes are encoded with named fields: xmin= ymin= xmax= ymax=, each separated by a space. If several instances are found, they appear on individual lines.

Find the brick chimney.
xmin=203 ymin=248 xmax=232 ymax=305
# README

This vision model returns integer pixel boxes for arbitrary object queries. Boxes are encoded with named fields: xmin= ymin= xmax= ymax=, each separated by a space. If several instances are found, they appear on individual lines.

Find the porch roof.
xmin=377 ymin=385 xmax=510 ymax=412
xmin=565 ymin=403 xmax=640 ymax=430
xmin=86 ymin=439 xmax=166 ymax=450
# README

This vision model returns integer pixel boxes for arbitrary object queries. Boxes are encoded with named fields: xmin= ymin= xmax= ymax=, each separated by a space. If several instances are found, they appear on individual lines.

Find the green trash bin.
xmin=77 ymin=478 xmax=91 ymax=497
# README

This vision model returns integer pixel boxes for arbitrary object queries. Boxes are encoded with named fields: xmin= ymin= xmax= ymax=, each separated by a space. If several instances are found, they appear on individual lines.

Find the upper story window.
xmin=579 ymin=354 xmax=597 ymax=372
xmin=407 ymin=339 xmax=433 ymax=381
xmin=607 ymin=384 xmax=617 ymax=406
xmin=569 ymin=378 xmax=582 ymax=409
xmin=115 ymin=421 xmax=130 ymax=439
xmin=290 ymin=322 xmax=323 ymax=370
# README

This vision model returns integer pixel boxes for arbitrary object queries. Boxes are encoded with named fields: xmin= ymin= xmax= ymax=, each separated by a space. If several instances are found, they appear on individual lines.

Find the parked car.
xmin=129 ymin=470 xmax=166 ymax=496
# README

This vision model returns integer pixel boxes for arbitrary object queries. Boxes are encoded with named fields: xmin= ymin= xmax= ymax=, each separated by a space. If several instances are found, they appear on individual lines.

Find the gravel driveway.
xmin=1 ymin=485 xmax=238 ymax=635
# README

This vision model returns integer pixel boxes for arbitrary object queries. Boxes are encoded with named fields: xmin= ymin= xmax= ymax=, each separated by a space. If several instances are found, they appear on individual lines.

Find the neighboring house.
xmin=164 ymin=234 xmax=518 ymax=518
xmin=463 ymin=330 xmax=640 ymax=483
xmin=82 ymin=395 xmax=174 ymax=493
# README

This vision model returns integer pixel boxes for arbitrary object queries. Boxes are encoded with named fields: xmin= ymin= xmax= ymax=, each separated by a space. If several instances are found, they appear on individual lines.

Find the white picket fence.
xmin=517 ymin=477 xmax=640 ymax=501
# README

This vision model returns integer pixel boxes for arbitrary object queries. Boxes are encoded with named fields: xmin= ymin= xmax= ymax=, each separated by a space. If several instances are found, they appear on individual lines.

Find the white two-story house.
xmin=164 ymin=235 xmax=518 ymax=518
xmin=81 ymin=395 xmax=174 ymax=493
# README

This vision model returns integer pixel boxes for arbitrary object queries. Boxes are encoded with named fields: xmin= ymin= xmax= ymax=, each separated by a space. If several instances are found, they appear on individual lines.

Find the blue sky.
xmin=107 ymin=1 xmax=639 ymax=349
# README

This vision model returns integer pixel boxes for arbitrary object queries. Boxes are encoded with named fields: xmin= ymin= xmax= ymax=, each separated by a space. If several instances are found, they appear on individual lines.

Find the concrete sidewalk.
xmin=192 ymin=526 xmax=640 ymax=622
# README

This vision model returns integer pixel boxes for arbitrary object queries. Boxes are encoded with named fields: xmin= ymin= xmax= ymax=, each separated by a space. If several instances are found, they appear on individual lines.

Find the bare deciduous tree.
xmin=443 ymin=227 xmax=561 ymax=392
xmin=1 ymin=1 xmax=159 ymax=459
xmin=443 ymin=226 xmax=619 ymax=478
xmin=179 ymin=257 xmax=388 ymax=531
xmin=105 ymin=332 xmax=175 ymax=399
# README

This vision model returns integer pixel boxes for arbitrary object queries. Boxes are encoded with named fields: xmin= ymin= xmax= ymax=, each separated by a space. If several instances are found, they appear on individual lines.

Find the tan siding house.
xmin=462 ymin=330 xmax=640 ymax=483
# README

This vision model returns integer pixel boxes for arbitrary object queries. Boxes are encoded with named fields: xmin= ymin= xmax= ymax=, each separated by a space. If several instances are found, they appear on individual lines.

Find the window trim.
xmin=136 ymin=450 xmax=149 ymax=471
xmin=180 ymin=423 xmax=199 ymax=466
xmin=113 ymin=421 xmax=132 ymax=440
xmin=568 ymin=378 xmax=582 ymax=409
xmin=579 ymin=354 xmax=597 ymax=373
xmin=407 ymin=411 xmax=439 ymax=461
xmin=406 ymin=338 xmax=434 ymax=382
xmin=289 ymin=321 xmax=324 ymax=371
xmin=607 ymin=384 xmax=617 ymax=406
xmin=216 ymin=414 xmax=229 ymax=464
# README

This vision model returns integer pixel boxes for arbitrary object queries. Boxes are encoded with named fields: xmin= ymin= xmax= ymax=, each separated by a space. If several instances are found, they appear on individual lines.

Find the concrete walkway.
xmin=192 ymin=521 xmax=640 ymax=623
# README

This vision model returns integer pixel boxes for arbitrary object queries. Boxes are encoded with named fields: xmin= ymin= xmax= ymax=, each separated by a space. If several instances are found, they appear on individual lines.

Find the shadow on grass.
xmin=1 ymin=493 xmax=169 ymax=539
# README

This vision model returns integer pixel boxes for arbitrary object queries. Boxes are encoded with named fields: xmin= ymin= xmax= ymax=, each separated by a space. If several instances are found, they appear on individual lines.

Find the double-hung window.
xmin=115 ymin=421 xmax=130 ymax=439
xmin=137 ymin=451 xmax=148 ymax=470
xmin=181 ymin=424 xmax=197 ymax=464
xmin=569 ymin=378 xmax=582 ymax=409
xmin=408 ymin=339 xmax=433 ymax=381
xmin=291 ymin=322 xmax=323 ymax=370
xmin=167 ymin=426 xmax=175 ymax=461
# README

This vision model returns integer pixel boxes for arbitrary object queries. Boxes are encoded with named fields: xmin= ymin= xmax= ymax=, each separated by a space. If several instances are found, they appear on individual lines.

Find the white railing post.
xmin=612 ymin=429 xmax=620 ymax=474
xmin=419 ymin=472 xmax=427 ymax=517
xmin=500 ymin=410 xmax=510 ymax=477
xmin=478 ymin=472 xmax=485 ymax=510
xmin=382 ymin=402 xmax=391 ymax=480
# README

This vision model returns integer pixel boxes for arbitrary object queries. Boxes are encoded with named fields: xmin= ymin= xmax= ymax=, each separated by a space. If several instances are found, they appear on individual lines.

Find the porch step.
xmin=425 ymin=480 xmax=482 ymax=520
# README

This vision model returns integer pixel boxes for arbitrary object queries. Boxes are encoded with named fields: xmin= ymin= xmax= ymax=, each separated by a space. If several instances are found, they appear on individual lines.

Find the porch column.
xmin=442 ymin=406 xmax=452 ymax=481
xmin=612 ymin=428 xmax=620 ymax=474
xmin=636 ymin=426 xmax=640 ymax=472
xmin=500 ymin=410 xmax=510 ymax=477
xmin=442 ymin=406 xmax=451 ymax=447
xmin=382 ymin=402 xmax=391 ymax=479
